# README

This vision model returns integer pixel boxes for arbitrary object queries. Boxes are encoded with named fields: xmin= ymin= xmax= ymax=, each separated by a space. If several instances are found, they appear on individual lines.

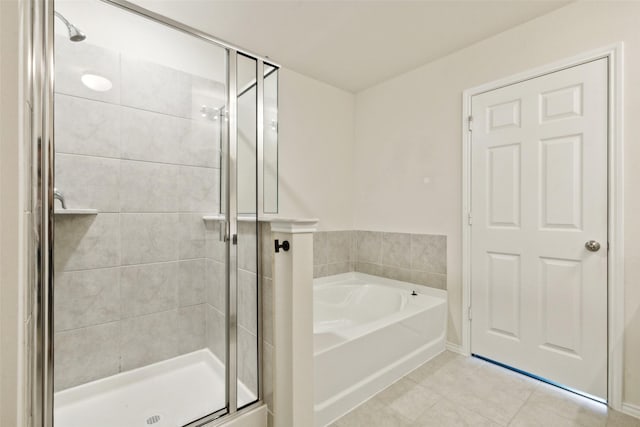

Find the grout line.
xmin=506 ymin=387 xmax=535 ymax=426
xmin=56 ymin=151 xmax=222 ymax=170
xmin=55 ymin=91 xmax=225 ymax=122
xmin=59 ymin=258 xmax=214 ymax=274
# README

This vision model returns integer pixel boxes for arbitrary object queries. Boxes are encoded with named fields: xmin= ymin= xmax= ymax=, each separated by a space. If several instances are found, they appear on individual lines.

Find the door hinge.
xmin=467 ymin=212 xmax=472 ymax=225
xmin=468 ymin=306 xmax=472 ymax=321
xmin=468 ymin=115 xmax=473 ymax=132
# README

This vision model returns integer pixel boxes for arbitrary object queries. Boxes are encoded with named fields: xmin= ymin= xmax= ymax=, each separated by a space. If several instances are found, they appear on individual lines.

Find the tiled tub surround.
xmin=314 ymin=231 xmax=447 ymax=290
xmin=53 ymin=37 xmax=227 ymax=391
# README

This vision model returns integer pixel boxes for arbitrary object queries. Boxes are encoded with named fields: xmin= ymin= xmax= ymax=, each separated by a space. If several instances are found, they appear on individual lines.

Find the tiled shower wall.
xmin=204 ymin=220 xmax=270 ymax=398
xmin=53 ymin=37 xmax=225 ymax=391
xmin=314 ymin=230 xmax=447 ymax=290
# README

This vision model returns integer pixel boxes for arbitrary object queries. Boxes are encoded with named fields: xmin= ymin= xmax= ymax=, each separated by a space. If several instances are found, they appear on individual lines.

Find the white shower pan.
xmin=54 ymin=349 xmax=255 ymax=427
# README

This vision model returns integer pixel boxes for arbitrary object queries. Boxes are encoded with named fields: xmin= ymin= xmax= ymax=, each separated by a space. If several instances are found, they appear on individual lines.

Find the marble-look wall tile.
xmin=350 ymin=232 xmax=358 ymax=267
xmin=190 ymin=75 xmax=226 ymax=122
xmin=53 ymin=44 xmax=228 ymax=388
xmin=206 ymin=259 xmax=227 ymax=312
xmin=54 ymin=94 xmax=120 ymax=158
xmin=206 ymin=305 xmax=226 ymax=362
xmin=55 ymin=154 xmax=120 ymax=212
xmin=179 ymin=213 xmax=208 ymax=260
xmin=120 ymin=106 xmax=183 ymax=164
xmin=354 ymin=262 xmax=383 ymax=277
xmin=410 ymin=271 xmax=447 ymax=290
xmin=55 ymin=213 xmax=120 ymax=271
xmin=120 ymin=55 xmax=191 ymax=118
xmin=411 ymin=234 xmax=447 ymax=274
xmin=382 ymin=265 xmax=412 ymax=283
xmin=206 ymin=220 xmax=226 ymax=263
xmin=326 ymin=231 xmax=352 ymax=264
xmin=313 ymin=232 xmax=327 ymax=266
xmin=178 ymin=259 xmax=206 ymax=307
xmin=238 ymin=326 xmax=258 ymax=396
xmin=120 ymin=213 xmax=179 ymax=265
xmin=120 ymin=262 xmax=179 ymax=318
xmin=238 ymin=221 xmax=257 ymax=273
xmin=314 ymin=230 xmax=448 ymax=288
xmin=55 ymin=36 xmax=121 ymax=104
xmin=206 ymin=260 xmax=225 ymax=312
xmin=54 ymin=322 xmax=120 ymax=391
xmin=120 ymin=310 xmax=179 ymax=371
xmin=314 ymin=264 xmax=329 ymax=279
xmin=238 ymin=269 xmax=258 ymax=334
xmin=382 ymin=232 xmax=411 ymax=269
xmin=313 ymin=231 xmax=356 ymax=278
xmin=177 ymin=166 xmax=218 ymax=213
xmin=179 ymin=120 xmax=220 ymax=168
xmin=327 ymin=262 xmax=352 ymax=276
xmin=356 ymin=231 xmax=383 ymax=264
xmin=54 ymin=268 xmax=120 ymax=332
xmin=120 ymin=160 xmax=178 ymax=212
xmin=178 ymin=304 xmax=206 ymax=353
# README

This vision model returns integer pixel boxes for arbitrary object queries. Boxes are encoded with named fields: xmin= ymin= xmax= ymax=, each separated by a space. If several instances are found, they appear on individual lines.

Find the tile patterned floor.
xmin=331 ymin=351 xmax=640 ymax=427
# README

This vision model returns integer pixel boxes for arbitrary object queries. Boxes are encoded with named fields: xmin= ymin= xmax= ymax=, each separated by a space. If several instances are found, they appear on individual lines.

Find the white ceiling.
xmin=131 ymin=0 xmax=570 ymax=92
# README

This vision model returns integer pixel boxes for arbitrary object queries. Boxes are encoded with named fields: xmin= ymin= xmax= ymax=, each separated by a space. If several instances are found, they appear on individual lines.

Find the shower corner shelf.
xmin=55 ymin=208 xmax=99 ymax=215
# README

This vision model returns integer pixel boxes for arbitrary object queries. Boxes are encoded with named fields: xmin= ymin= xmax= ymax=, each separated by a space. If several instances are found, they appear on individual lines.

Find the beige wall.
xmin=353 ymin=1 xmax=640 ymax=407
xmin=278 ymin=68 xmax=355 ymax=231
xmin=0 ymin=0 xmax=25 ymax=425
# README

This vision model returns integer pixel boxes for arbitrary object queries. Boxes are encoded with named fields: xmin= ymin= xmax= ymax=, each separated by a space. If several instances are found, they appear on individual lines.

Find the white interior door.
xmin=470 ymin=58 xmax=608 ymax=399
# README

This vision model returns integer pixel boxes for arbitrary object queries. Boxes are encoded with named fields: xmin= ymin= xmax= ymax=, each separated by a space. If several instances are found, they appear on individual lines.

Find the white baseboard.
xmin=446 ymin=341 xmax=467 ymax=355
xmin=622 ymin=402 xmax=640 ymax=420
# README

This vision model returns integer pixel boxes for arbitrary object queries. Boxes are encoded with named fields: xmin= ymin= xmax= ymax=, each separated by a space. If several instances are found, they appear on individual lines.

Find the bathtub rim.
xmin=313 ymin=273 xmax=447 ymax=356
xmin=313 ymin=272 xmax=447 ymax=300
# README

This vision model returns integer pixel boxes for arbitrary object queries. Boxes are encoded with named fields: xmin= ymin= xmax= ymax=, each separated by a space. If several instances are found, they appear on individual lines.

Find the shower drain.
xmin=146 ymin=415 xmax=161 ymax=425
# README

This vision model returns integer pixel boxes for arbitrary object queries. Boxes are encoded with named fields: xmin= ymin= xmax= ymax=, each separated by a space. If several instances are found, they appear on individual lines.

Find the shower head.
xmin=54 ymin=11 xmax=86 ymax=42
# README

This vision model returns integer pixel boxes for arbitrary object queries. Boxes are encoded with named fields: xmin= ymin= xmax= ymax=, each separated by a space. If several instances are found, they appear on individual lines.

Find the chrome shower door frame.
xmin=31 ymin=1 xmax=277 ymax=426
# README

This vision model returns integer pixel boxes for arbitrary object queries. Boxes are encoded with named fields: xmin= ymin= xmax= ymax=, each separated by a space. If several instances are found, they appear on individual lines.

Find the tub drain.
xmin=146 ymin=415 xmax=161 ymax=425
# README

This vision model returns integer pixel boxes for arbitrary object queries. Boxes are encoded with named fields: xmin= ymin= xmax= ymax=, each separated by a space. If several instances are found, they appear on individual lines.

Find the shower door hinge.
xmin=468 ymin=115 xmax=473 ymax=132
xmin=467 ymin=212 xmax=472 ymax=225
xmin=468 ymin=306 xmax=472 ymax=320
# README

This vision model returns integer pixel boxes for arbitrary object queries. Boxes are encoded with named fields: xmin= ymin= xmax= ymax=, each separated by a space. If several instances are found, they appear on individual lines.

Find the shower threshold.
xmin=54 ymin=349 xmax=255 ymax=427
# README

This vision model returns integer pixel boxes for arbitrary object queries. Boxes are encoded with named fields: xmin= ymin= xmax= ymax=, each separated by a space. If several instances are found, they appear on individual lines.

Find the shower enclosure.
xmin=30 ymin=0 xmax=278 ymax=426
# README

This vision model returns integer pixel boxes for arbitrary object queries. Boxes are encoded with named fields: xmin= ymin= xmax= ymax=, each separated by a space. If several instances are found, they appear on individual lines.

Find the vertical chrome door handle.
xmin=585 ymin=240 xmax=601 ymax=252
xmin=220 ymin=221 xmax=230 ymax=242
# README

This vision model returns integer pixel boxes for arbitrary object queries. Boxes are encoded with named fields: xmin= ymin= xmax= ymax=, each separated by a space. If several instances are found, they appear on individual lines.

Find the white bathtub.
xmin=313 ymin=272 xmax=447 ymax=427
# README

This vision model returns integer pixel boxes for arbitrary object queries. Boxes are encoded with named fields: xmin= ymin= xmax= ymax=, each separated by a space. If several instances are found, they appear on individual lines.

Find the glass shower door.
xmin=51 ymin=1 xmax=231 ymax=425
xmin=235 ymin=53 xmax=260 ymax=409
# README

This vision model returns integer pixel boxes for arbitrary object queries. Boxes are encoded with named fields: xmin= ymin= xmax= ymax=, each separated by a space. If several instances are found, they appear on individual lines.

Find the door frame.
xmin=461 ymin=44 xmax=624 ymax=409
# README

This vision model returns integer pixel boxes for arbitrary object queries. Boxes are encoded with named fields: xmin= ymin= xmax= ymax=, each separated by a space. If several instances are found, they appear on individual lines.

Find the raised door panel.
xmin=539 ymin=257 xmax=583 ymax=358
xmin=487 ymin=252 xmax=521 ymax=340
xmin=540 ymin=84 xmax=583 ymax=122
xmin=539 ymin=135 xmax=583 ymax=230
xmin=488 ymin=144 xmax=521 ymax=228
xmin=487 ymin=99 xmax=521 ymax=132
